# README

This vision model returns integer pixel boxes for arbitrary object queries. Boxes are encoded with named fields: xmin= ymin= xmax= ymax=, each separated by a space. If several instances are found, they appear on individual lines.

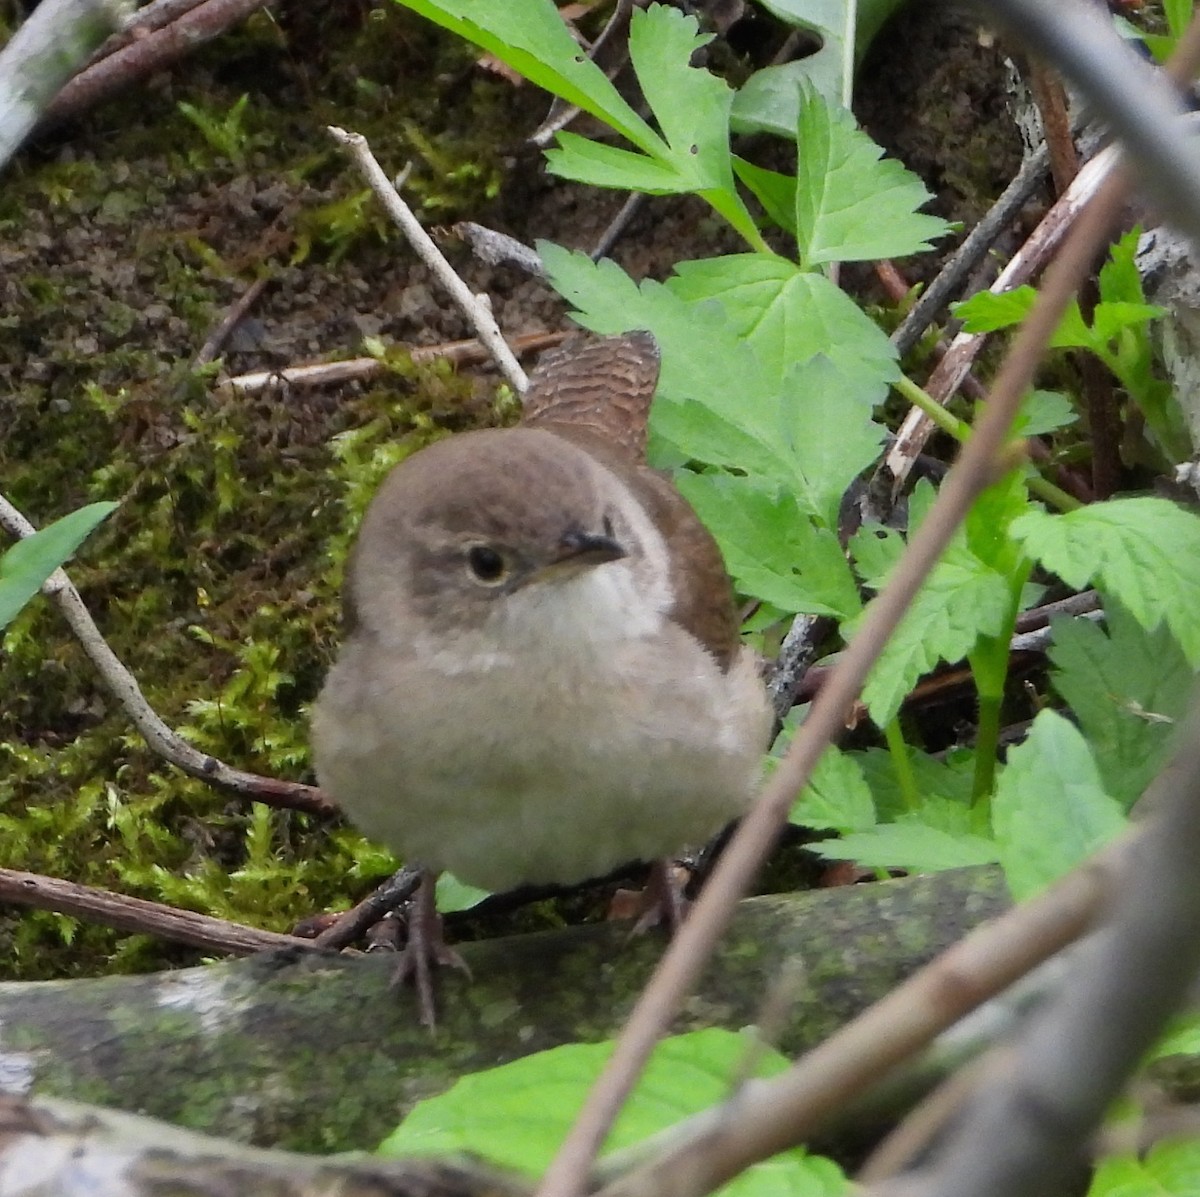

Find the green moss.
xmin=0 ymin=3 xmax=536 ymax=980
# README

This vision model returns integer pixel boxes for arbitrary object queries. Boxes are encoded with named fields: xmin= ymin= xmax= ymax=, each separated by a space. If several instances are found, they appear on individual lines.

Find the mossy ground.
xmin=0 ymin=2 xmax=1022 ymax=981
xmin=0 ymin=3 xmax=547 ymax=978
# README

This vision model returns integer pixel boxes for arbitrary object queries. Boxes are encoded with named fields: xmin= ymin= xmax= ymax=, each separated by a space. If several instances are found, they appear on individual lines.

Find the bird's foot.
xmin=627 ymin=858 xmax=690 ymax=937
xmin=390 ymin=871 xmax=472 ymax=1030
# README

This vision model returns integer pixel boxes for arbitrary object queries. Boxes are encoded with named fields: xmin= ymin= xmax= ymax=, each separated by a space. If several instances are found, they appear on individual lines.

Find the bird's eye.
xmin=466 ymin=545 xmax=508 ymax=585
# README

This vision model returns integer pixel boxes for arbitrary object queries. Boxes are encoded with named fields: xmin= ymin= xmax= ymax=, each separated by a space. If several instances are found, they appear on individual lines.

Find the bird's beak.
xmin=550 ymin=528 xmax=627 ymax=568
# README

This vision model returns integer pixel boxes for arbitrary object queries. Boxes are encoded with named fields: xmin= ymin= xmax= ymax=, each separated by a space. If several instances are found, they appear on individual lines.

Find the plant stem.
xmin=893 ymin=373 xmax=1082 ymax=512
xmin=884 ymin=716 xmax=920 ymax=812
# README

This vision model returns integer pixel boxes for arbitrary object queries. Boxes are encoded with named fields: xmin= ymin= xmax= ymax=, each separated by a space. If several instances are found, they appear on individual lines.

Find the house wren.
xmin=311 ymin=331 xmax=771 ymax=1024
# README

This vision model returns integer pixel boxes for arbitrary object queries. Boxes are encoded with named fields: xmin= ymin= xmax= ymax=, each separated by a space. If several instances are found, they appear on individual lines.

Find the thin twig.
xmin=193 ymin=275 xmax=271 ymax=367
xmin=0 ymin=867 xmax=321 ymax=956
xmin=455 ymin=223 xmax=548 ymax=276
xmin=0 ymin=494 xmax=334 ymax=817
xmin=41 ymin=0 xmax=271 ymax=128
xmin=1026 ymin=58 xmax=1079 ymax=194
xmin=314 ymin=865 xmax=423 ymax=951
xmin=591 ymin=192 xmax=646 ymax=261
xmin=593 ymin=836 xmax=1124 ymax=1197
xmin=883 ymin=144 xmax=1117 ymax=497
xmin=890 ymin=142 xmax=1052 ymax=359
xmin=327 ymin=126 xmax=529 ymax=395
xmin=221 ymin=331 xmax=567 ymax=396
xmin=0 ymin=0 xmax=133 ymax=169
xmin=765 ymin=614 xmax=826 ymax=724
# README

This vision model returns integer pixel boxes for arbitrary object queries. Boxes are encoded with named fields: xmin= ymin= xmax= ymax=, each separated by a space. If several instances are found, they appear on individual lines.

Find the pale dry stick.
xmin=327 ymin=126 xmax=529 ymax=396
xmin=591 ymin=848 xmax=1118 ymax=1197
xmin=883 ymin=143 xmax=1116 ymax=497
xmin=0 ymin=0 xmax=133 ymax=169
xmin=534 ymin=102 xmax=1134 ymax=1197
xmin=0 ymin=494 xmax=334 ymax=817
xmin=0 ymin=867 xmax=321 ymax=956
xmin=222 ymin=331 xmax=567 ymax=397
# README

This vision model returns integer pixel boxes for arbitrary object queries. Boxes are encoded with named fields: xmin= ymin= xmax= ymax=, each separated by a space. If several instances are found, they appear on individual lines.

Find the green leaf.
xmin=792 ymin=90 xmax=949 ymax=268
xmin=667 ymin=253 xmax=899 ymax=404
xmin=992 ymin=710 xmax=1126 ymax=901
xmin=1089 ymin=1137 xmax=1200 ymax=1197
xmin=782 ymin=356 xmax=887 ymax=529
xmin=676 ymin=473 xmax=862 ymax=618
xmin=858 ymin=744 xmax=977 ymax=824
xmin=730 ymin=0 xmax=908 ymax=133
xmin=790 ymin=746 xmax=876 ymax=832
xmin=540 ymin=245 xmax=888 ymax=510
xmin=1048 ymin=602 xmax=1192 ymax=809
xmin=381 ymin=1029 xmax=848 ymax=1197
xmin=546 ymin=135 xmax=691 ymax=193
xmin=398 ymin=0 xmax=656 ymax=152
xmin=953 ymin=287 xmax=1038 ymax=334
xmin=1098 ymin=228 xmax=1148 ymax=306
xmin=1012 ymin=498 xmax=1200 ymax=666
xmin=436 ymin=873 xmax=490 ymax=913
xmin=1014 ymin=389 xmax=1078 ymax=437
xmin=542 ymin=5 xmax=759 ymax=244
xmin=808 ymin=822 xmax=998 ymax=872
xmin=1149 ymin=1010 xmax=1200 ymax=1063
xmin=733 ymin=157 xmax=797 ymax=234
xmin=850 ymin=533 xmax=1013 ymax=728
xmin=0 ymin=501 xmax=118 ymax=630
xmin=847 ymin=522 xmax=905 ymax=590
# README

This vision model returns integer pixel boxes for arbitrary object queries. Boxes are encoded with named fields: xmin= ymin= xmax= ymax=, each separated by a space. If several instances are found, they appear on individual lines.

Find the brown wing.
xmin=521 ymin=331 xmax=660 ymax=464
xmin=622 ymin=464 xmax=741 ymax=672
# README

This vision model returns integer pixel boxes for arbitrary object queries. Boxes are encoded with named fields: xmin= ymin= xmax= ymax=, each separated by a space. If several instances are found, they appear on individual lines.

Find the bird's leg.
xmin=630 ymin=858 xmax=690 ymax=937
xmin=391 ymin=868 xmax=471 ymax=1029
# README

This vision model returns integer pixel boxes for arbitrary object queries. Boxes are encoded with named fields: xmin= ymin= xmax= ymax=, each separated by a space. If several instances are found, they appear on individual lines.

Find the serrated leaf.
xmin=847 ymin=522 xmax=905 ymax=589
xmin=953 ymin=286 xmax=1039 ymax=334
xmin=858 ymin=745 xmax=977 ymax=823
xmin=1015 ymin=389 xmax=1078 ymax=437
xmin=398 ymin=0 xmax=655 ymax=152
xmin=667 ymin=254 xmax=898 ymax=403
xmin=783 ymin=356 xmax=887 ymax=528
xmin=1048 ymin=602 xmax=1191 ymax=809
xmin=381 ymin=1029 xmax=848 ymax=1197
xmin=1098 ymin=227 xmax=1148 ymax=306
xmin=992 ymin=710 xmax=1126 ymax=901
xmin=1012 ymin=498 xmax=1200 ymax=666
xmin=790 ymin=746 xmax=876 ymax=832
xmin=676 ymin=473 xmax=862 ymax=617
xmin=808 ymin=822 xmax=998 ymax=872
xmin=628 ymin=5 xmax=732 ymax=193
xmin=546 ymin=135 xmax=692 ymax=193
xmin=849 ymin=529 xmax=1013 ymax=728
xmin=539 ymin=245 xmax=887 ymax=512
xmin=793 ymin=90 xmax=949 ymax=268
xmin=0 ymin=501 xmax=118 ymax=630
xmin=538 ymin=244 xmax=791 ymax=482
xmin=730 ymin=0 xmax=907 ymax=133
